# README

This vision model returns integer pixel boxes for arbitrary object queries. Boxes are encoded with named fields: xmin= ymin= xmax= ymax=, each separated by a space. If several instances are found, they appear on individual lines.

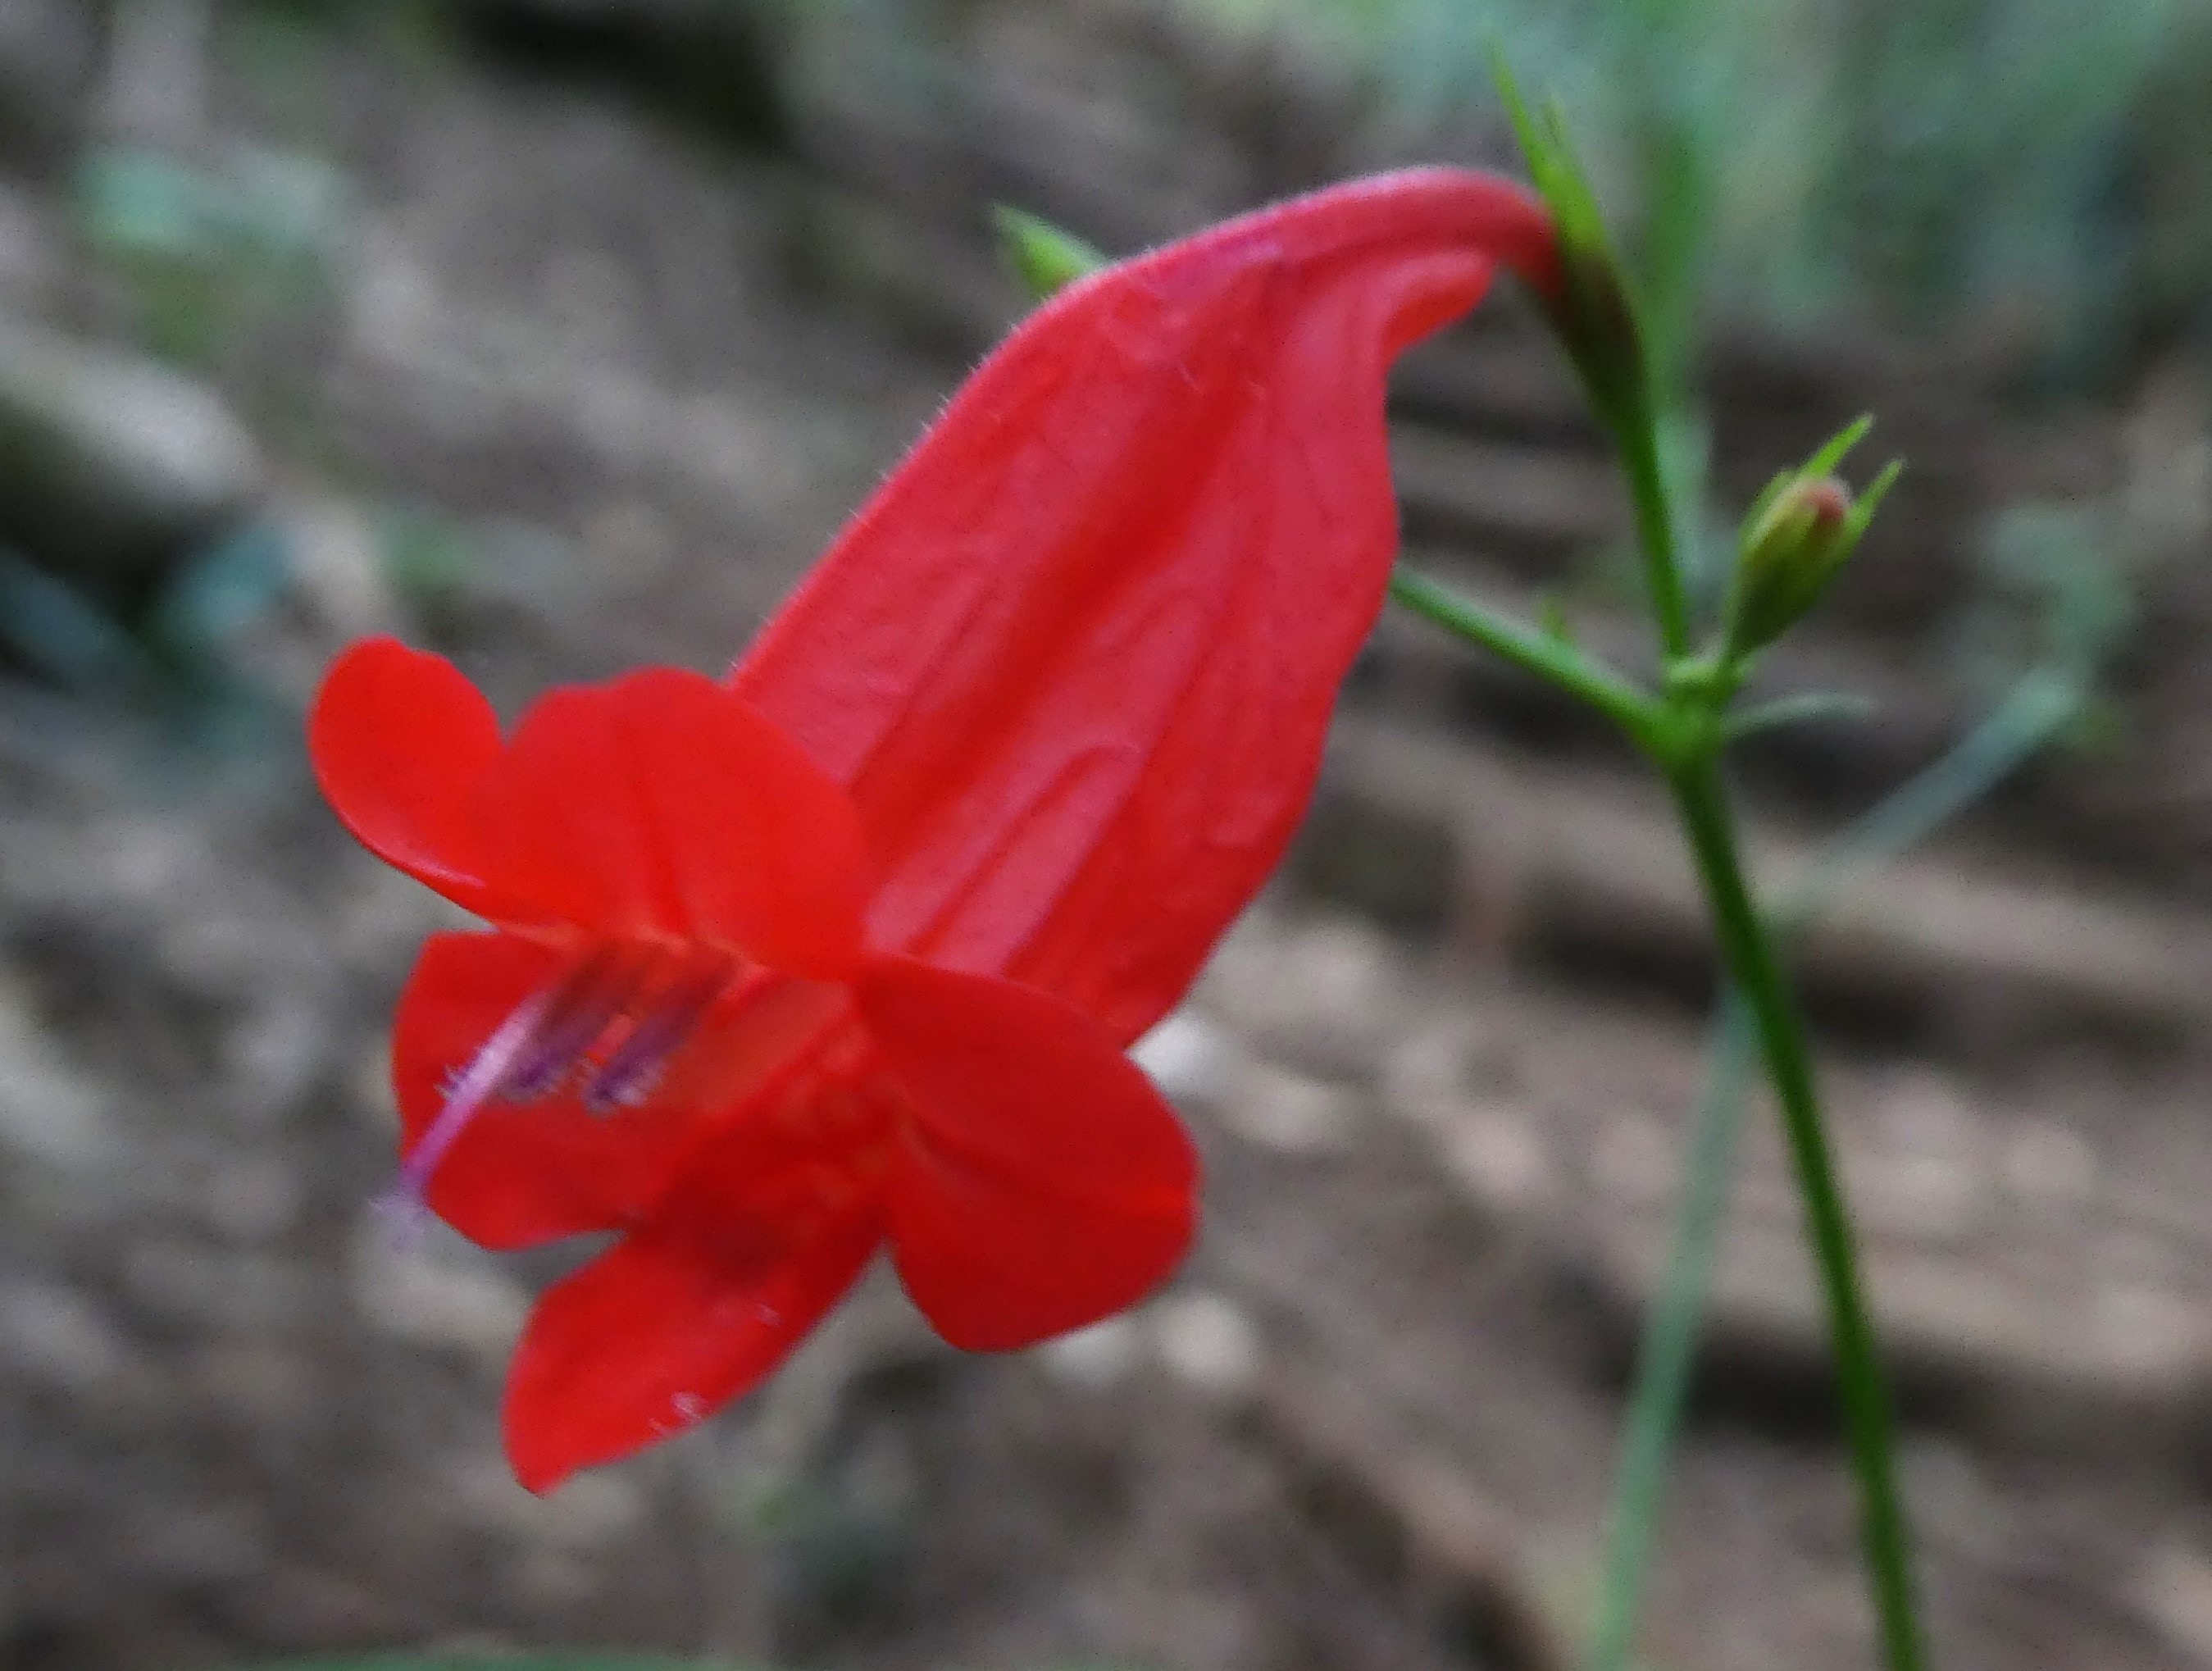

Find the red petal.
xmin=733 ymin=170 xmax=1553 ymax=1042
xmin=392 ymin=933 xmax=707 ymax=1248
xmin=473 ymin=669 xmax=868 ymax=977
xmin=309 ymin=637 xmax=503 ymax=915
xmin=858 ymin=955 xmax=1197 ymax=1351
xmin=503 ymin=1201 xmax=880 ymax=1491
xmin=501 ymin=1097 xmax=889 ymax=1490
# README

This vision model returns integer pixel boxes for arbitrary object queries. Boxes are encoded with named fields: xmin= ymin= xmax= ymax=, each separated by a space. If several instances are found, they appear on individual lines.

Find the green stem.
xmin=1665 ymin=757 xmax=1925 ymax=1671
xmin=1388 ymin=567 xmax=1660 ymax=746
xmin=1615 ymin=412 xmax=1694 ymax=659
xmin=1591 ymin=670 xmax=2080 ymax=1671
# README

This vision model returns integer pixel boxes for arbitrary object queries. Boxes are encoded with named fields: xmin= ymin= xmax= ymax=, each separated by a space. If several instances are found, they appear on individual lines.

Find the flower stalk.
xmin=1433 ymin=66 xmax=1928 ymax=1671
xmin=1398 ymin=544 xmax=1928 ymax=1671
xmin=1663 ymin=755 xmax=1925 ymax=1671
xmin=1591 ymin=668 xmax=2083 ymax=1671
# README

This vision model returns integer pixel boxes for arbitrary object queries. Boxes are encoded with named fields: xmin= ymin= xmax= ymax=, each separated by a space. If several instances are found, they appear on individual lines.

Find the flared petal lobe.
xmin=860 ymin=955 xmax=1197 ymax=1351
xmin=309 ymin=637 xmax=503 ymax=915
xmin=503 ymin=1197 xmax=881 ymax=1491
xmin=502 ymin=1069 xmax=902 ymax=1492
xmin=733 ymin=168 xmax=1554 ymax=1044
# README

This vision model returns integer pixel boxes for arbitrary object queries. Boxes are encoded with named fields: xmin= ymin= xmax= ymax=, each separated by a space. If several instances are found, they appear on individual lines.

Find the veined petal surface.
xmin=733 ymin=168 xmax=1553 ymax=1043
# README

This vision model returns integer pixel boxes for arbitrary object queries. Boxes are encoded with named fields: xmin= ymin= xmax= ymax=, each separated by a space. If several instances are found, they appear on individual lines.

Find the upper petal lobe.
xmin=472 ymin=670 xmax=869 ymax=974
xmin=309 ymin=637 xmax=504 ymax=916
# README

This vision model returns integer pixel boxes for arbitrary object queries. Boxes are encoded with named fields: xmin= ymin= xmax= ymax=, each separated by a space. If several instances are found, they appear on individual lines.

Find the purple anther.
xmin=581 ymin=959 xmax=731 ymax=1113
xmin=501 ymin=946 xmax=651 ymax=1102
xmin=383 ymin=980 xmax=562 ymax=1224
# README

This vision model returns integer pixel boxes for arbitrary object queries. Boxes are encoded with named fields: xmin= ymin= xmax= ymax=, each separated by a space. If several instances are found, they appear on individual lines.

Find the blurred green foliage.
xmin=0 ymin=521 xmax=288 ymax=708
xmin=374 ymin=503 xmax=482 ymax=604
xmin=75 ymin=139 xmax=345 ymax=367
xmin=1228 ymin=0 xmax=2212 ymax=374
xmin=1955 ymin=498 xmax=2137 ymax=756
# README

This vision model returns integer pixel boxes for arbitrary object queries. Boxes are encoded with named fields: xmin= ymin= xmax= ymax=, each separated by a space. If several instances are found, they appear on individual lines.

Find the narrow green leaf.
xmin=1723 ymin=689 xmax=1875 ymax=743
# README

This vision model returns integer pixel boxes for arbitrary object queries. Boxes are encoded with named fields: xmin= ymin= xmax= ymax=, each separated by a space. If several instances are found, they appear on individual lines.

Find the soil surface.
xmin=7 ymin=7 xmax=2212 ymax=1671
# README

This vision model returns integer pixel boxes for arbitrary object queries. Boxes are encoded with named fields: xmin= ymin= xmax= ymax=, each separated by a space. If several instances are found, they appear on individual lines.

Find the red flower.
xmin=311 ymin=168 xmax=1553 ymax=1491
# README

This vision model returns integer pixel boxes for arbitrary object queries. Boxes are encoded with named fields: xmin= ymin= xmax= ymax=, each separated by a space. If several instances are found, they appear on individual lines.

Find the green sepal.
xmin=990 ymin=205 xmax=1108 ymax=303
xmin=1493 ymin=58 xmax=1649 ymax=438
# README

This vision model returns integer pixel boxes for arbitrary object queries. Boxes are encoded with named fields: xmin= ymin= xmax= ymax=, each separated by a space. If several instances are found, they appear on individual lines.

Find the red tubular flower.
xmin=310 ymin=168 xmax=1554 ymax=1491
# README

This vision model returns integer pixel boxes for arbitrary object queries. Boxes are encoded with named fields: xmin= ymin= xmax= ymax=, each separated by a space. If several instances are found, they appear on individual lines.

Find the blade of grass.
xmin=1588 ymin=668 xmax=2083 ymax=1671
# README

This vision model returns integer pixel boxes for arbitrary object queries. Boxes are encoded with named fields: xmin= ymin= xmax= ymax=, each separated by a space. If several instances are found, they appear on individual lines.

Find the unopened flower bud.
xmin=1725 ymin=475 xmax=1858 ymax=656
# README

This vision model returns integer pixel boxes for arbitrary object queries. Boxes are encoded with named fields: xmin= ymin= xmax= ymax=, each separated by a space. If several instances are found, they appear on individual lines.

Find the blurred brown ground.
xmin=5 ymin=5 xmax=2212 ymax=1671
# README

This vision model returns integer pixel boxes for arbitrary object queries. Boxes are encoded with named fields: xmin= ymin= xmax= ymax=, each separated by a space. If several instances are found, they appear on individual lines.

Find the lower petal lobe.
xmin=503 ymin=1200 xmax=879 ymax=1491
xmin=859 ymin=956 xmax=1196 ymax=1351
xmin=471 ymin=671 xmax=867 ymax=974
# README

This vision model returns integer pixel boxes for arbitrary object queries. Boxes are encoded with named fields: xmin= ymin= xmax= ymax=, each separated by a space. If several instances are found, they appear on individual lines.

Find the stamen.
xmin=502 ymin=945 xmax=653 ymax=1101
xmin=377 ymin=978 xmax=564 ymax=1233
xmin=375 ymin=945 xmax=748 ymax=1245
xmin=582 ymin=957 xmax=734 ymax=1113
